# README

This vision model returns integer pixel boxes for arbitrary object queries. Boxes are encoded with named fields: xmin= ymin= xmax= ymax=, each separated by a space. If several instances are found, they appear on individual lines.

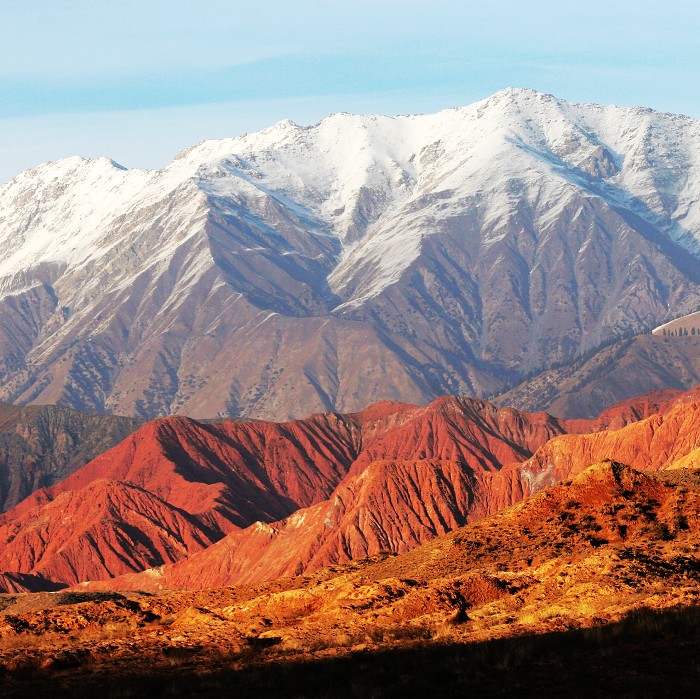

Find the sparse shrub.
xmin=55 ymin=591 xmax=125 ymax=606
xmin=646 ymin=522 xmax=673 ymax=541
xmin=673 ymin=514 xmax=689 ymax=532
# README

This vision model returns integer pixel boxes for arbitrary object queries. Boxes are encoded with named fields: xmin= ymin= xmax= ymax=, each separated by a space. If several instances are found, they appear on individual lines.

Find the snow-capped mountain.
xmin=2 ymin=88 xmax=700 ymax=419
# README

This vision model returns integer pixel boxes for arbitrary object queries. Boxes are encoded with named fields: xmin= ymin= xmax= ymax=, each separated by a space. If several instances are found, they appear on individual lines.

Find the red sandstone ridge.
xmin=6 ymin=388 xmax=700 ymax=592
xmin=513 ymin=400 xmax=700 ymax=500
xmin=564 ymin=385 xmax=700 ymax=432
xmin=88 ymin=393 xmax=700 ymax=592
xmin=347 ymin=397 xmax=567 ymax=477
xmin=0 ymin=402 xmax=142 ymax=513
xmin=99 ymin=458 xmax=491 ymax=590
xmin=1 ymin=412 xmax=365 ymax=535
xmin=0 ymin=412 xmax=363 ymax=590
xmin=0 ymin=479 xmax=218 ymax=586
xmin=0 ymin=397 xmax=567 ymax=590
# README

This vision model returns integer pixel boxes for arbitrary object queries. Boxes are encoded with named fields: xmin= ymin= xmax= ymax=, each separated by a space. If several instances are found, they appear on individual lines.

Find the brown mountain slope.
xmin=0 ymin=397 xmax=569 ymax=590
xmin=5 ymin=462 xmax=700 ymax=697
xmin=6 ymin=93 xmax=700 ymax=423
xmin=495 ymin=334 xmax=700 ymax=418
xmin=0 ymin=403 xmax=142 ymax=513
xmin=94 ymin=397 xmax=700 ymax=591
xmin=0 ymin=479 xmax=217 ymax=587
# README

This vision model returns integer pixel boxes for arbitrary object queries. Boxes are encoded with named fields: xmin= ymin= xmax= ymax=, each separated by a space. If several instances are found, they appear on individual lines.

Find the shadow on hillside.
xmin=4 ymin=605 xmax=700 ymax=698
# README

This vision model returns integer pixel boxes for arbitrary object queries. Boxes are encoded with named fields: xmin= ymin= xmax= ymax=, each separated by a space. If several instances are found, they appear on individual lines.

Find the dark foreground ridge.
xmin=3 ymin=605 xmax=700 ymax=698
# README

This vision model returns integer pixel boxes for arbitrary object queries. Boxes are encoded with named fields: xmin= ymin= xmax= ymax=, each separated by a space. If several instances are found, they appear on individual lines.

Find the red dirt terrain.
xmin=515 ymin=398 xmax=700 ymax=493
xmin=0 ymin=397 xmax=571 ymax=590
xmin=2 ymin=388 xmax=700 ymax=592
xmin=3 ymin=461 xmax=700 ymax=697
xmin=95 ymin=394 xmax=700 ymax=592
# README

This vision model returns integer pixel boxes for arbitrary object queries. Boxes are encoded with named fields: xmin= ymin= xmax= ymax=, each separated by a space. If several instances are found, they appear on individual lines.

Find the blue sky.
xmin=1 ymin=0 xmax=699 ymax=183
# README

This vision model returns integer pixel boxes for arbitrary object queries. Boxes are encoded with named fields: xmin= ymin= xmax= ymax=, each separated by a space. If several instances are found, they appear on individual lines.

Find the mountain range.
xmin=4 ymin=456 xmax=700 ymax=697
xmin=0 ymin=385 xmax=697 ymax=593
xmin=4 ymin=89 xmax=700 ymax=695
xmin=2 ymin=89 xmax=700 ymax=420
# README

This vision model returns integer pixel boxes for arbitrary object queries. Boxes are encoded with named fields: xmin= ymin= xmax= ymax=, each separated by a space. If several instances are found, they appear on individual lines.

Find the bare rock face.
xmin=2 ymin=90 xmax=700 ymax=420
xmin=0 ymin=402 xmax=142 ymax=513
xmin=495 ymin=335 xmax=700 ymax=419
xmin=0 ymin=397 xmax=566 ymax=588
xmin=345 ymin=396 xmax=567 ymax=481
xmin=3 ymin=388 xmax=700 ymax=591
xmin=128 ymin=458 xmax=495 ymax=590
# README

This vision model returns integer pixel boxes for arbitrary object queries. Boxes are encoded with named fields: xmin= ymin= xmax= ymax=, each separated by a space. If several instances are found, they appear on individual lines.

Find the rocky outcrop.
xmin=5 ymin=460 xmax=700 ymax=697
xmin=494 ymin=335 xmax=700 ymax=419
xmin=0 ymin=402 xmax=142 ymax=512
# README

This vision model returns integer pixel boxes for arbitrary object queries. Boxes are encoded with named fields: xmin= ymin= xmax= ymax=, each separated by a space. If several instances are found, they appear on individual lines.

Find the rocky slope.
xmin=79 ymin=391 xmax=700 ymax=591
xmin=0 ymin=402 xmax=141 ymax=512
xmin=2 ymin=90 xmax=700 ymax=420
xmin=0 ymin=397 xmax=568 ymax=589
xmin=494 ymin=333 xmax=700 ymax=418
xmin=3 ymin=461 xmax=700 ymax=697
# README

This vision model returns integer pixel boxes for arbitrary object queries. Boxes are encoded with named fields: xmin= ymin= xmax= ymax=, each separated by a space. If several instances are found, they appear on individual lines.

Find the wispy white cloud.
xmin=1 ymin=0 xmax=699 ymax=181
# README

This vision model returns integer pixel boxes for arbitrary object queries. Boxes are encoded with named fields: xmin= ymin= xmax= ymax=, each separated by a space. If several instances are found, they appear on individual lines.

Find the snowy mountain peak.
xmin=2 ymin=91 xmax=700 ymax=420
xmin=4 ymin=91 xmax=700 ymax=283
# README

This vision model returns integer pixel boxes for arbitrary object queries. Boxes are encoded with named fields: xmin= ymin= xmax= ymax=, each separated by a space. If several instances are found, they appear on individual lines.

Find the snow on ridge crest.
xmin=2 ymin=90 xmax=700 ymax=304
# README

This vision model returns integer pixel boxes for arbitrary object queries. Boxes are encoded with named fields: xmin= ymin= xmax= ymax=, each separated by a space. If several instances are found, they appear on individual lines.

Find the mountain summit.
xmin=2 ymin=89 xmax=700 ymax=419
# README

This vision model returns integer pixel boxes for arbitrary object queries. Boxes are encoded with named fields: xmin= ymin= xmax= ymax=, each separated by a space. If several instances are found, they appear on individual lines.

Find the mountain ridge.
xmin=1 ymin=385 xmax=697 ymax=591
xmin=2 ymin=88 xmax=700 ymax=419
